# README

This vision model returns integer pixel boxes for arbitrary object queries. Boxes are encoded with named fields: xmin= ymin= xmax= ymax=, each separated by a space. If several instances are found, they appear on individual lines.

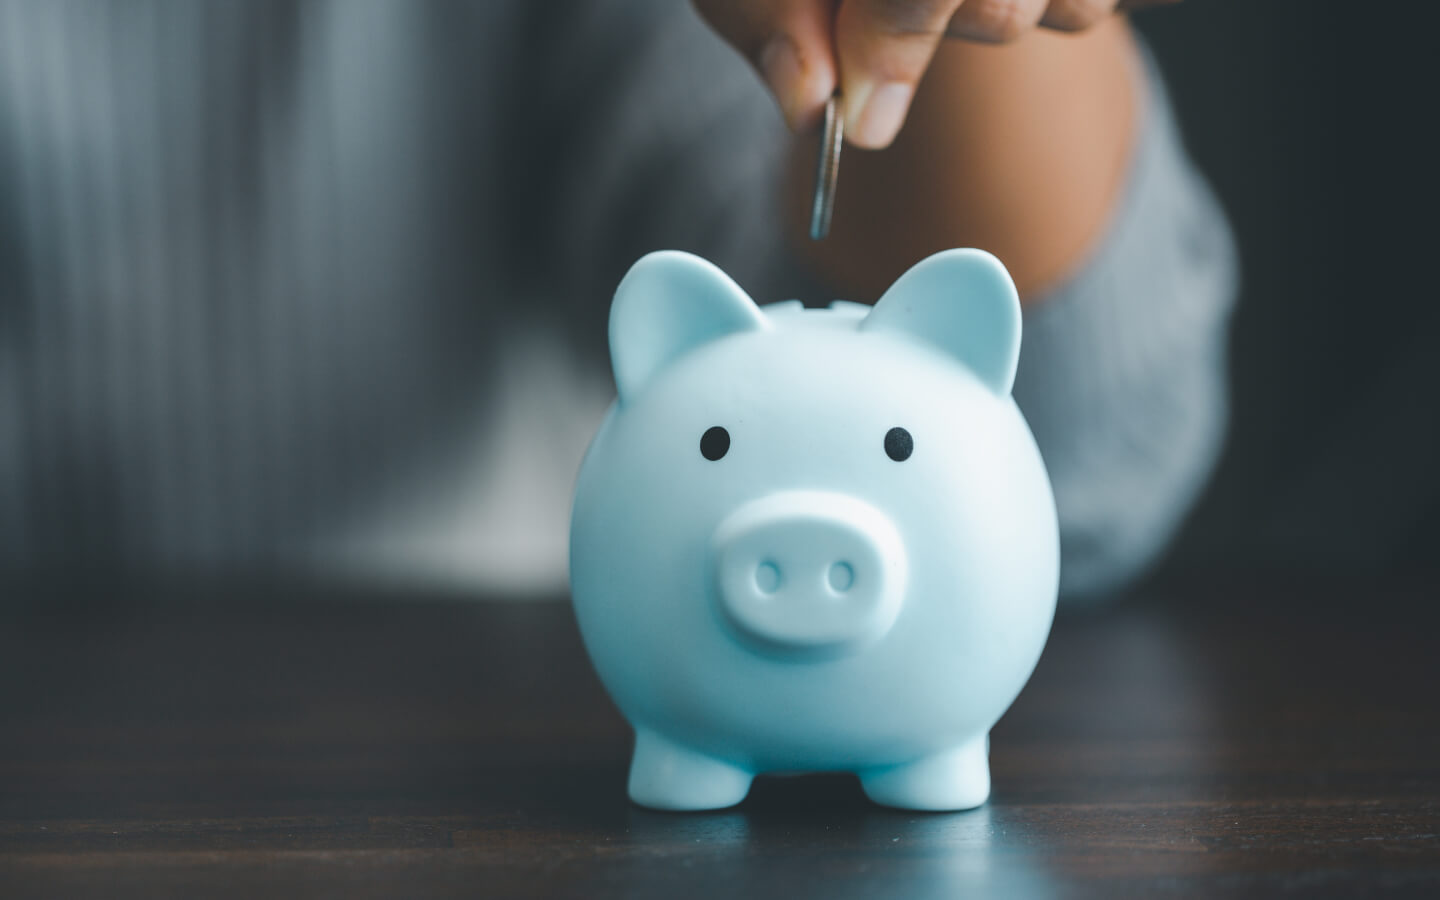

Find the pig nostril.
xmin=755 ymin=561 xmax=782 ymax=595
xmin=827 ymin=561 xmax=855 ymax=593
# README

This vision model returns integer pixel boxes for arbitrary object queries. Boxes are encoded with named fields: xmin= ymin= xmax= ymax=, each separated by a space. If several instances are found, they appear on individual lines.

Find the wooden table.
xmin=1 ymin=574 xmax=1437 ymax=897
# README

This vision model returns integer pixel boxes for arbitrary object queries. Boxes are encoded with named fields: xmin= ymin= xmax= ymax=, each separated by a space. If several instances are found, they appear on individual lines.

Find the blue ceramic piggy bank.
xmin=569 ymin=249 xmax=1059 ymax=811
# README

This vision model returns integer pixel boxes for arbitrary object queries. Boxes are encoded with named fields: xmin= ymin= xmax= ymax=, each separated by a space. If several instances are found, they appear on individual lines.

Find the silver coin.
xmin=809 ymin=95 xmax=843 ymax=241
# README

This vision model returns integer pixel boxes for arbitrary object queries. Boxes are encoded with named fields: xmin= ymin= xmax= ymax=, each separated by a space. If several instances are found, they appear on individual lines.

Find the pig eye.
xmin=700 ymin=426 xmax=730 ymax=461
xmin=884 ymin=427 xmax=913 ymax=462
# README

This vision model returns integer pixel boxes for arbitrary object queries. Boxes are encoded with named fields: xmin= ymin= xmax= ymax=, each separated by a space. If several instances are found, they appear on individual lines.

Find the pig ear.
xmin=609 ymin=251 xmax=769 ymax=404
xmin=861 ymin=249 xmax=1022 ymax=396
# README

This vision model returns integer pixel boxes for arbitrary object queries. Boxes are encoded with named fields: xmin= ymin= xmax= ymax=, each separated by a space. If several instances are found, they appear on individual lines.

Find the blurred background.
xmin=1 ymin=0 xmax=1437 ymax=593
xmin=1134 ymin=3 xmax=1440 ymax=578
xmin=1136 ymin=1 xmax=1439 ymax=580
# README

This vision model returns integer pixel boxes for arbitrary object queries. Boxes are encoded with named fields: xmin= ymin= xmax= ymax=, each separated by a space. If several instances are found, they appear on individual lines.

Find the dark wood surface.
xmin=1 ymin=574 xmax=1437 ymax=898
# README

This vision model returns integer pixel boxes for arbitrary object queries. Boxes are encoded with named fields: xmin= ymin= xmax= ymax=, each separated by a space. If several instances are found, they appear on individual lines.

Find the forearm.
xmin=788 ymin=18 xmax=1143 ymax=301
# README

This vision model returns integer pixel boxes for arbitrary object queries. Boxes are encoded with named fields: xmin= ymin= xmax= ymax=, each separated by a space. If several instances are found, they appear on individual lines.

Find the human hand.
xmin=694 ymin=0 xmax=1177 ymax=148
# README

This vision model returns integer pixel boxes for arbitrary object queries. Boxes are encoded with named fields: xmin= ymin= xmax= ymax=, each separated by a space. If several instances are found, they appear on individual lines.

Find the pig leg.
xmin=859 ymin=734 xmax=990 ymax=811
xmin=627 ymin=729 xmax=754 ymax=811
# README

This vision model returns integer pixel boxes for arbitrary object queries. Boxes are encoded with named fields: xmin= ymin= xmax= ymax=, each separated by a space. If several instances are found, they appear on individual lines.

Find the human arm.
xmin=695 ymin=0 xmax=1166 ymax=298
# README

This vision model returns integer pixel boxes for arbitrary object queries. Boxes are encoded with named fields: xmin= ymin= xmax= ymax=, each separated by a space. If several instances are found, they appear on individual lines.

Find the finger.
xmin=944 ymin=0 xmax=1050 ymax=44
xmin=1037 ymin=0 xmax=1119 ymax=33
xmin=835 ymin=0 xmax=967 ymax=149
xmin=692 ymin=0 xmax=838 ymax=131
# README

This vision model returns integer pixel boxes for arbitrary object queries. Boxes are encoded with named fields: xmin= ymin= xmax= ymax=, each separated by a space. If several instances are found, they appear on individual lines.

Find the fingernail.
xmin=848 ymin=81 xmax=913 ymax=149
xmin=760 ymin=36 xmax=806 ymax=130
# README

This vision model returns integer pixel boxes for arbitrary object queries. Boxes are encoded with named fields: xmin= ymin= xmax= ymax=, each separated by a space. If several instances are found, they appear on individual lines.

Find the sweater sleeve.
xmin=1011 ymin=50 xmax=1239 ymax=601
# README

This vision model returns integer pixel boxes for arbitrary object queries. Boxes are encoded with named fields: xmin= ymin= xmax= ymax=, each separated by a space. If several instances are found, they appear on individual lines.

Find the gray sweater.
xmin=0 ymin=0 xmax=1236 ymax=599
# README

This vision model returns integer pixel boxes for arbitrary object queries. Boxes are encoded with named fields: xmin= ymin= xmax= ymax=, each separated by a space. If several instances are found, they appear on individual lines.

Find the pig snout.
xmin=712 ymin=491 xmax=907 ymax=655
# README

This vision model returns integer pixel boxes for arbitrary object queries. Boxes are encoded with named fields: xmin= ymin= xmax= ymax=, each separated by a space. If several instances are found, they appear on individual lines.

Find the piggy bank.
xmin=569 ymin=249 xmax=1059 ymax=811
